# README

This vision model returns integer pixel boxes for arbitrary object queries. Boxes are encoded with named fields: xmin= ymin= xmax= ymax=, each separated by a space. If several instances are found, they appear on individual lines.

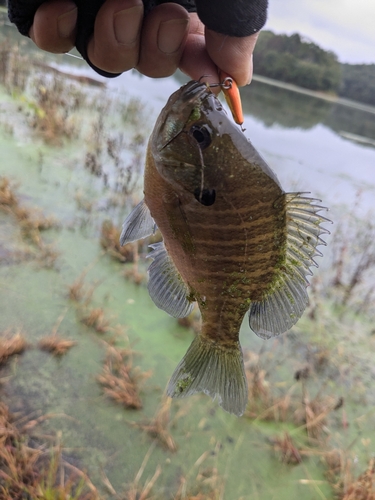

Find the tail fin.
xmin=166 ymin=336 xmax=248 ymax=416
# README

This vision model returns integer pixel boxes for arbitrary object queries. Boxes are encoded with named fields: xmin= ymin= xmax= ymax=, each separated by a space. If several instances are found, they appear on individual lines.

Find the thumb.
xmin=205 ymin=29 xmax=259 ymax=86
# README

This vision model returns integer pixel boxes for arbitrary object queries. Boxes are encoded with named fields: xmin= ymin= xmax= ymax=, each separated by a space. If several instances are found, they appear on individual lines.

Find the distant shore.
xmin=252 ymin=74 xmax=375 ymax=116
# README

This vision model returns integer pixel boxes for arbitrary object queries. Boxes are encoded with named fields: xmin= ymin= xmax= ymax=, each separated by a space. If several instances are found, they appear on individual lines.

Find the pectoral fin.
xmin=120 ymin=199 xmax=155 ymax=246
xmin=147 ymin=241 xmax=194 ymax=318
xmin=249 ymin=193 xmax=331 ymax=339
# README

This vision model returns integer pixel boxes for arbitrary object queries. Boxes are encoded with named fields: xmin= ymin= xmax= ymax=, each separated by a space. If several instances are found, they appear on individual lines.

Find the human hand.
xmin=29 ymin=0 xmax=258 ymax=88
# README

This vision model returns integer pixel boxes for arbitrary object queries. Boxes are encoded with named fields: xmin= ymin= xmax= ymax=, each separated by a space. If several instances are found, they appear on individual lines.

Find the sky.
xmin=265 ymin=0 xmax=375 ymax=64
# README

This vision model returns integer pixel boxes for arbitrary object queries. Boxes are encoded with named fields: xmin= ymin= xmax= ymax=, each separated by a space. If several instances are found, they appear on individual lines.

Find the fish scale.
xmin=120 ymin=80 xmax=330 ymax=416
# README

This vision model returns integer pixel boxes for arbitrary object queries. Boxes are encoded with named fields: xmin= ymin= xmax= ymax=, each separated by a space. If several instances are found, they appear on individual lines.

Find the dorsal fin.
xmin=249 ymin=193 xmax=331 ymax=339
xmin=147 ymin=241 xmax=194 ymax=318
xmin=120 ymin=199 xmax=155 ymax=246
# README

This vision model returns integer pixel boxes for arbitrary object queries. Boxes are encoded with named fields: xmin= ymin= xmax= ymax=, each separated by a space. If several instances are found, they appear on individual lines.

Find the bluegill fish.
xmin=120 ymin=81 xmax=330 ymax=416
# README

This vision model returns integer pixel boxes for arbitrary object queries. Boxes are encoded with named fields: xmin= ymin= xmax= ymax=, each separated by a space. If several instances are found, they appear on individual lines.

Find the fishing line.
xmin=64 ymin=52 xmax=84 ymax=60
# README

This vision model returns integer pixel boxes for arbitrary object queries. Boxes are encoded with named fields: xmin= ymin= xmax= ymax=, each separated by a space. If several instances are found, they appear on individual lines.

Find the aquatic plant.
xmin=324 ymin=452 xmax=375 ymax=499
xmin=28 ymin=74 xmax=83 ymax=145
xmin=0 ymin=402 xmax=100 ymax=500
xmin=122 ymin=444 xmax=161 ymax=500
xmin=0 ymin=330 xmax=27 ymax=366
xmin=119 ymin=96 xmax=146 ymax=128
xmin=97 ymin=345 xmax=150 ymax=410
xmin=130 ymin=397 xmax=178 ymax=452
xmin=100 ymin=219 xmax=134 ymax=263
xmin=83 ymin=97 xmax=148 ymax=197
xmin=79 ymin=307 xmax=111 ymax=334
xmin=68 ymin=276 xmax=87 ymax=303
xmin=271 ymin=432 xmax=303 ymax=464
xmin=244 ymin=349 xmax=296 ymax=422
xmin=327 ymin=201 xmax=375 ymax=316
xmin=175 ymin=447 xmax=226 ymax=500
xmin=0 ymin=177 xmax=18 ymax=207
xmin=0 ymin=176 xmax=59 ymax=266
xmin=39 ymin=335 xmax=77 ymax=357
xmin=0 ymin=39 xmax=29 ymax=94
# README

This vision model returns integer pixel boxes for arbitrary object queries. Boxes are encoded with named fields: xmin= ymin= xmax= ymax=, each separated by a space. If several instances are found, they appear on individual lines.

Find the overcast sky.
xmin=265 ymin=0 xmax=375 ymax=64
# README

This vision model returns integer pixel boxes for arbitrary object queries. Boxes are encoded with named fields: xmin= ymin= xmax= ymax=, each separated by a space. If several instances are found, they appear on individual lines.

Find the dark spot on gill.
xmin=194 ymin=188 xmax=216 ymax=206
xmin=190 ymin=124 xmax=212 ymax=149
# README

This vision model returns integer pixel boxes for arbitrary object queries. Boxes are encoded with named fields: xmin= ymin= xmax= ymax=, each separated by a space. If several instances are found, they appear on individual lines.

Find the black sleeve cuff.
xmin=195 ymin=0 xmax=268 ymax=37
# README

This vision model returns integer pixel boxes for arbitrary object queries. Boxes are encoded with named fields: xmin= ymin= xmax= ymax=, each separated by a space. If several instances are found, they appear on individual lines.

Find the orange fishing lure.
xmin=219 ymin=71 xmax=244 ymax=129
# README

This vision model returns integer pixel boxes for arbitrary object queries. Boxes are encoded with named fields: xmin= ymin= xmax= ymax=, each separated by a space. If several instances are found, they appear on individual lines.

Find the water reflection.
xmin=241 ymin=81 xmax=332 ymax=130
xmin=241 ymin=80 xmax=375 ymax=142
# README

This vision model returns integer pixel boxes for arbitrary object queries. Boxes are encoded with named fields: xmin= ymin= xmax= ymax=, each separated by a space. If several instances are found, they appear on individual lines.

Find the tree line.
xmin=254 ymin=31 xmax=375 ymax=106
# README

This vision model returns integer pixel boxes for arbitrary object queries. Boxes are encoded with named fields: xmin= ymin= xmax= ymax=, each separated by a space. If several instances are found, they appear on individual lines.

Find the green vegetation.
xmin=254 ymin=30 xmax=375 ymax=107
xmin=254 ymin=31 xmax=341 ymax=93
xmin=339 ymin=63 xmax=375 ymax=106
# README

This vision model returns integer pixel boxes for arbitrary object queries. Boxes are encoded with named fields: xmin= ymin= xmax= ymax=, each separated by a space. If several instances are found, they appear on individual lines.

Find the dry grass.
xmin=123 ymin=465 xmax=161 ymax=500
xmin=0 ymin=330 xmax=27 ymax=366
xmin=175 ymin=448 xmax=225 ymax=500
xmin=16 ymin=206 xmax=56 ymax=245
xmin=271 ymin=432 xmax=303 ymax=465
xmin=28 ymin=74 xmax=83 ymax=146
xmin=38 ymin=335 xmax=77 ymax=357
xmin=67 ymin=259 xmax=103 ymax=304
xmin=97 ymin=345 xmax=150 ymax=410
xmin=122 ymin=443 xmax=161 ymax=500
xmin=68 ymin=276 xmax=87 ymax=303
xmin=0 ymin=40 xmax=29 ymax=94
xmin=324 ymin=452 xmax=375 ymax=500
xmin=123 ymin=264 xmax=146 ymax=286
xmin=0 ymin=177 xmax=18 ymax=207
xmin=243 ymin=347 xmax=342 ymax=443
xmin=244 ymin=350 xmax=296 ymax=422
xmin=80 ymin=307 xmax=111 ymax=334
xmin=100 ymin=219 xmax=147 ymax=284
xmin=100 ymin=220 xmax=134 ymax=263
xmin=293 ymin=387 xmax=338 ymax=441
xmin=131 ymin=397 xmax=178 ymax=453
xmin=0 ymin=402 xmax=100 ymax=500
xmin=0 ymin=176 xmax=58 ymax=266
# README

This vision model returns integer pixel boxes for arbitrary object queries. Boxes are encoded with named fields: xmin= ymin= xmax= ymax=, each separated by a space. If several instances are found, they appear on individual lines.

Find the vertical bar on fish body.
xmin=219 ymin=71 xmax=245 ymax=129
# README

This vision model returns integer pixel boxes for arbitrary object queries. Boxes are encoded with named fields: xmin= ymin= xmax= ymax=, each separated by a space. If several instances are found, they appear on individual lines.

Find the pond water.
xmin=106 ymin=69 xmax=375 ymax=215
xmin=57 ymin=61 xmax=374 ymax=221
xmin=1 ymin=17 xmax=375 ymax=500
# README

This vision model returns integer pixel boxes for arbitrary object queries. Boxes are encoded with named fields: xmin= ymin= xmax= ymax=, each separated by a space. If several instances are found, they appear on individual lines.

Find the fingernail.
xmin=114 ymin=6 xmax=143 ymax=45
xmin=158 ymin=18 xmax=189 ymax=54
xmin=57 ymin=7 xmax=77 ymax=38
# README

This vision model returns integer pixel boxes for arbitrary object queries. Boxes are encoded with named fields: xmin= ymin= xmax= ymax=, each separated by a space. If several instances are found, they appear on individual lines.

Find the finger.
xmin=30 ymin=0 xmax=77 ymax=53
xmin=136 ymin=3 xmax=189 ymax=78
xmin=178 ymin=14 xmax=220 ymax=92
xmin=87 ymin=0 xmax=144 ymax=74
xmin=205 ymin=30 xmax=259 ymax=86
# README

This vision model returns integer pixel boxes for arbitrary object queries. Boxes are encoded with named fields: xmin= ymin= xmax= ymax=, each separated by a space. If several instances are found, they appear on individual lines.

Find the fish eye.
xmin=194 ymin=188 xmax=216 ymax=206
xmin=190 ymin=124 xmax=212 ymax=149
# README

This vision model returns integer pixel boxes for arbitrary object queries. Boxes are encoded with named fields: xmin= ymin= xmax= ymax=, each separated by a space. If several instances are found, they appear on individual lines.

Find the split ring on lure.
xmin=198 ymin=73 xmax=245 ymax=130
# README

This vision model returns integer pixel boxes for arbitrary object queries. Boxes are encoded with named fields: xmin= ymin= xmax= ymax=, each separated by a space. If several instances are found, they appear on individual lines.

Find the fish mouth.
xmin=179 ymin=80 xmax=211 ymax=105
xmin=153 ymin=81 xmax=213 ymax=154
